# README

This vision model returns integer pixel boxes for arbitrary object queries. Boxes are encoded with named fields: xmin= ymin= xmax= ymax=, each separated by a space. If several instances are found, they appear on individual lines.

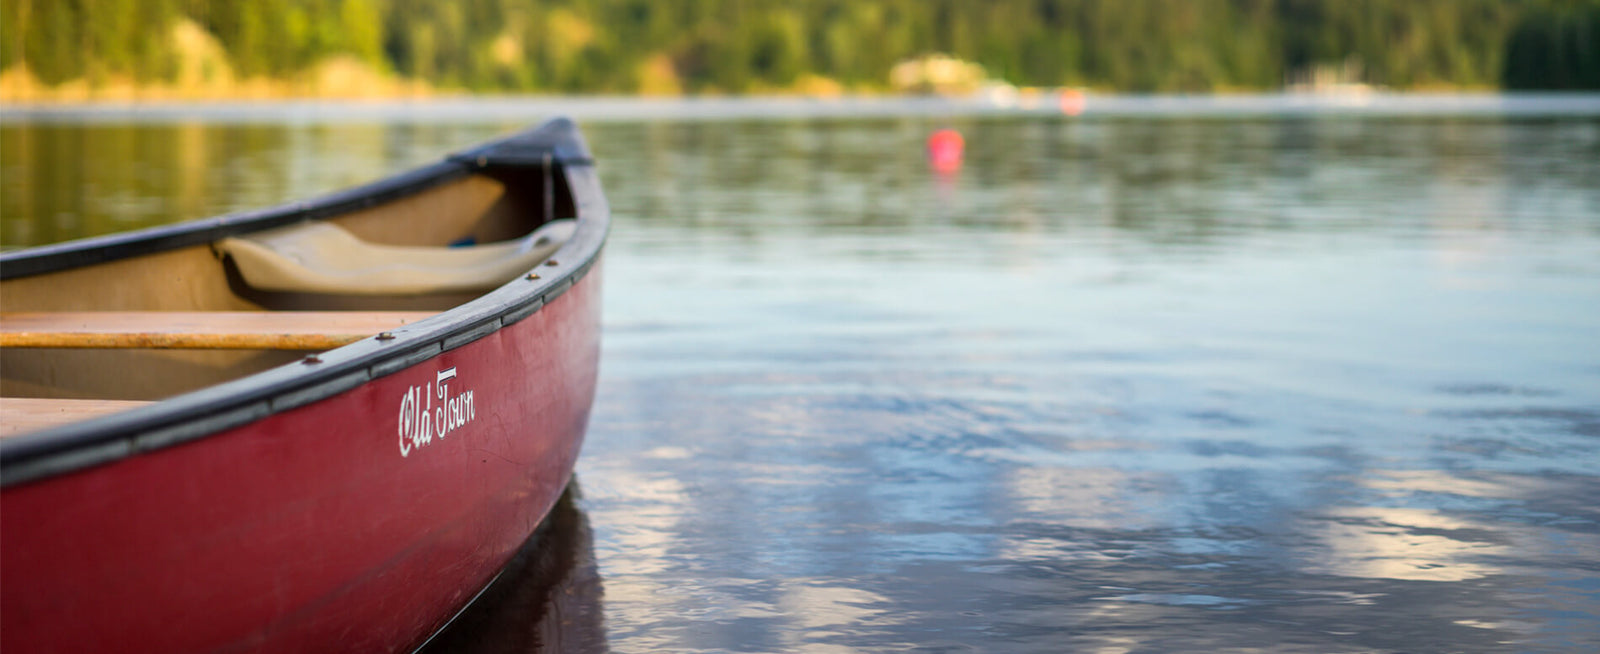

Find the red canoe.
xmin=0 ymin=118 xmax=608 ymax=652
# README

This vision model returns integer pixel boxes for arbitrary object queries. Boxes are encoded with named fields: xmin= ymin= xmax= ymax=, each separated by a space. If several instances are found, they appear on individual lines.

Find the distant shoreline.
xmin=4 ymin=93 xmax=1599 ymax=125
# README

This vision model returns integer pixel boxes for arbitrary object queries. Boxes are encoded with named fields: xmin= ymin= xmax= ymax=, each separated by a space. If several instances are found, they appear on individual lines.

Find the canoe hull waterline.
xmin=0 ymin=118 xmax=608 ymax=652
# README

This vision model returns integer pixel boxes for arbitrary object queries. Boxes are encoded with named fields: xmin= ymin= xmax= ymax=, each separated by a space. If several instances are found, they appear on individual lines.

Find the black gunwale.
xmin=0 ymin=117 xmax=610 ymax=487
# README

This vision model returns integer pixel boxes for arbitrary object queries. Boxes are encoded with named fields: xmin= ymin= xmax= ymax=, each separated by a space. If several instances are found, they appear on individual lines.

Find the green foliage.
xmin=3 ymin=0 xmax=1597 ymax=92
xmin=1504 ymin=0 xmax=1600 ymax=89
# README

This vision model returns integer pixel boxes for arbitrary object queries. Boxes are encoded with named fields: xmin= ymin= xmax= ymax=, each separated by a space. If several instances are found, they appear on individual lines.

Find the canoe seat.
xmin=0 ymin=311 xmax=436 ymax=350
xmin=217 ymin=219 xmax=575 ymax=295
xmin=0 ymin=398 xmax=152 ymax=437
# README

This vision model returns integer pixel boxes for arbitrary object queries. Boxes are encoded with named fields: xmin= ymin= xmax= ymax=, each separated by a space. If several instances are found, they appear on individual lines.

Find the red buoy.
xmin=1058 ymin=89 xmax=1086 ymax=116
xmin=926 ymin=129 xmax=965 ymax=173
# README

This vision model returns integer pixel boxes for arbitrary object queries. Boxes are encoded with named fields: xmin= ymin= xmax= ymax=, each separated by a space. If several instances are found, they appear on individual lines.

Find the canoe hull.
xmin=0 ymin=260 xmax=601 ymax=652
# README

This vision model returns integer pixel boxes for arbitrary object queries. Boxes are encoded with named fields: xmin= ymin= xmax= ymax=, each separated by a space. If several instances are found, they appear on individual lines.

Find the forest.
xmin=2 ymin=0 xmax=1597 ymax=97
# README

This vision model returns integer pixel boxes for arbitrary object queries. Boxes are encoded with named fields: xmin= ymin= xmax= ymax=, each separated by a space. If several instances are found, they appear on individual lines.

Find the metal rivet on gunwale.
xmin=545 ymin=260 xmax=559 ymax=267
xmin=303 ymin=354 xmax=322 ymax=364
xmin=526 ymin=272 xmax=541 ymax=280
xmin=376 ymin=332 xmax=395 ymax=341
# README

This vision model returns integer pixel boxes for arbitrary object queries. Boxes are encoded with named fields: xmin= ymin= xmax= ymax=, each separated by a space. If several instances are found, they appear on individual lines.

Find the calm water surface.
xmin=4 ymin=101 xmax=1599 ymax=652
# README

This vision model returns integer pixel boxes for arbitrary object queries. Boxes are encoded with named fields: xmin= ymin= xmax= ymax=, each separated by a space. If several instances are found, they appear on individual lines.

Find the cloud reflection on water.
xmin=576 ymin=114 xmax=1599 ymax=652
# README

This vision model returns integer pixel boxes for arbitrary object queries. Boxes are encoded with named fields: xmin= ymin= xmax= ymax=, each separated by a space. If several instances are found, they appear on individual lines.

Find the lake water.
xmin=4 ymin=97 xmax=1600 ymax=652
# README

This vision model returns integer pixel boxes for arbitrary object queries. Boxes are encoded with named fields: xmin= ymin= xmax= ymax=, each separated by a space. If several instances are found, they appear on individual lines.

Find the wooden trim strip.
xmin=0 ymin=312 xmax=437 ymax=350
xmin=1 ymin=398 xmax=154 ymax=438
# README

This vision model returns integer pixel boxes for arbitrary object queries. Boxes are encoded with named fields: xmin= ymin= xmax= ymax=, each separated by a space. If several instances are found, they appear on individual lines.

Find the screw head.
xmin=526 ymin=272 xmax=541 ymax=280
xmin=545 ymin=260 xmax=559 ymax=267
xmin=303 ymin=354 xmax=322 ymax=364
xmin=376 ymin=331 xmax=395 ymax=341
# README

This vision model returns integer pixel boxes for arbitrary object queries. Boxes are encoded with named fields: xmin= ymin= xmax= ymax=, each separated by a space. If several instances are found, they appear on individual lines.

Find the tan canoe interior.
xmin=2 ymin=170 xmax=558 ymax=435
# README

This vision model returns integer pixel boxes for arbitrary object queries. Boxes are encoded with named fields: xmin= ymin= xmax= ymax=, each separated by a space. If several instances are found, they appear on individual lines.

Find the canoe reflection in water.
xmin=424 ymin=481 xmax=608 ymax=654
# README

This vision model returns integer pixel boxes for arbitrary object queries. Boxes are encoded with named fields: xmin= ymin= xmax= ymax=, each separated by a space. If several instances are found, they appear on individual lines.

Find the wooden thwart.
xmin=0 ymin=311 xmax=437 ymax=350
xmin=0 ymin=398 xmax=153 ymax=438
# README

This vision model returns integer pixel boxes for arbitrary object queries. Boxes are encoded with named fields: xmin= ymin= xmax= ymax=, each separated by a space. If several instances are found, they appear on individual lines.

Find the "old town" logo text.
xmin=397 ymin=367 xmax=477 ymax=457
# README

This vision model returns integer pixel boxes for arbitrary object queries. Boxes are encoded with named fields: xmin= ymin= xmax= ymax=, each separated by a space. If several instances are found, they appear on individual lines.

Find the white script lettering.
xmin=398 ymin=367 xmax=477 ymax=457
